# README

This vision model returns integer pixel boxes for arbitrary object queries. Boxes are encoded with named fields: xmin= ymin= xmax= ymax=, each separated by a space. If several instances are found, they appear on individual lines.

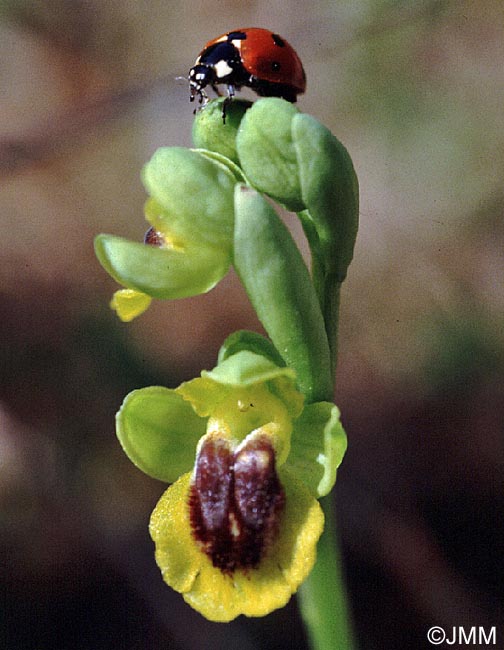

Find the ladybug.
xmin=188 ymin=28 xmax=306 ymax=113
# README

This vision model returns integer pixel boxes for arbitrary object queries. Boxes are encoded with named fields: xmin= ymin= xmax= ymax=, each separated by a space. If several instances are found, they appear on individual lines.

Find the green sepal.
xmin=94 ymin=234 xmax=229 ymax=299
xmin=141 ymin=147 xmax=237 ymax=250
xmin=233 ymin=186 xmax=333 ymax=403
xmin=192 ymin=98 xmax=252 ymax=165
xmin=287 ymin=402 xmax=347 ymax=497
xmin=116 ymin=386 xmax=207 ymax=483
xmin=217 ymin=330 xmax=286 ymax=368
xmin=293 ymin=113 xmax=359 ymax=281
xmin=236 ymin=98 xmax=304 ymax=212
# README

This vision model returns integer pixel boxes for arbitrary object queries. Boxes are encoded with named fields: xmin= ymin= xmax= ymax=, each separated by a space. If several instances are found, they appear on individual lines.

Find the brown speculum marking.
xmin=189 ymin=434 xmax=285 ymax=574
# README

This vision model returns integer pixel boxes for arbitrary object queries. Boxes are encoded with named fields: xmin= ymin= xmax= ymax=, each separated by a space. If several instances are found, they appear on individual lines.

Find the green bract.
xmin=234 ymin=186 xmax=333 ymax=403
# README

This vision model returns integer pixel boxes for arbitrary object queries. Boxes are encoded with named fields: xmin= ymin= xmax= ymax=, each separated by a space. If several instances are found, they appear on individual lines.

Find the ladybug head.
xmin=188 ymin=64 xmax=215 ymax=104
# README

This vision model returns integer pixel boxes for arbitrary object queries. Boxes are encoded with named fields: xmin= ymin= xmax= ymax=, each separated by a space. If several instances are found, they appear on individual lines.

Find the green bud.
xmin=192 ymin=98 xmax=252 ymax=165
xmin=293 ymin=114 xmax=359 ymax=281
xmin=236 ymin=98 xmax=358 ymax=283
xmin=236 ymin=98 xmax=304 ymax=212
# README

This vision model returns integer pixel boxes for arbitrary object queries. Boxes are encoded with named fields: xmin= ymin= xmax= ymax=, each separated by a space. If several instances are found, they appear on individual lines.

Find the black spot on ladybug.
xmin=227 ymin=31 xmax=247 ymax=41
xmin=271 ymin=33 xmax=286 ymax=47
xmin=189 ymin=435 xmax=284 ymax=574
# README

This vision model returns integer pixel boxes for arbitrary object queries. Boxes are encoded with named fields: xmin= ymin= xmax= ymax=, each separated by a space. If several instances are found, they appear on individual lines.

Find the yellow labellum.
xmin=149 ymin=469 xmax=324 ymax=622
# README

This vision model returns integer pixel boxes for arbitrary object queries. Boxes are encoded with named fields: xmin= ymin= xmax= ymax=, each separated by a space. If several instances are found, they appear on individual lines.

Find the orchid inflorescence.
xmin=95 ymin=96 xmax=358 ymax=639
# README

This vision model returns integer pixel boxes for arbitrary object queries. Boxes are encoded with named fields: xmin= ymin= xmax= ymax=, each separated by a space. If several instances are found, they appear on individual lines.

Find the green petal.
xmin=141 ymin=147 xmax=237 ymax=249
xmin=176 ymin=376 xmax=225 ymax=419
xmin=94 ymin=234 xmax=229 ymax=299
xmin=207 ymin=350 xmax=304 ymax=422
xmin=116 ymin=386 xmax=207 ymax=482
xmin=233 ymin=186 xmax=333 ymax=403
xmin=287 ymin=402 xmax=347 ymax=497
xmin=236 ymin=98 xmax=304 ymax=212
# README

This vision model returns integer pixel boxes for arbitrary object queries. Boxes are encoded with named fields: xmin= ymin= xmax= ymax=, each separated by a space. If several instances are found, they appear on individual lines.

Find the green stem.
xmin=298 ymin=494 xmax=356 ymax=650
xmin=297 ymin=253 xmax=354 ymax=649
xmin=323 ymin=277 xmax=342 ymax=383
xmin=297 ymin=211 xmax=342 ymax=382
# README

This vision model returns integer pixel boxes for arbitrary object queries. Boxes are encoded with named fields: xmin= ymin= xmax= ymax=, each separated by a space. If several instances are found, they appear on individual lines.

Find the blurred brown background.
xmin=1 ymin=1 xmax=503 ymax=648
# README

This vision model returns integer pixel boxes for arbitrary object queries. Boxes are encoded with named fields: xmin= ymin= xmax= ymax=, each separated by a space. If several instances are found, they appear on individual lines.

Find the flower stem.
xmin=298 ymin=494 xmax=355 ymax=650
xmin=297 ymin=256 xmax=354 ymax=649
xmin=323 ymin=277 xmax=342 ymax=383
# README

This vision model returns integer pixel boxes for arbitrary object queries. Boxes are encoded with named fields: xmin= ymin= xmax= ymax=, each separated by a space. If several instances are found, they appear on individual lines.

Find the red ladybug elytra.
xmin=188 ymin=28 xmax=306 ymax=110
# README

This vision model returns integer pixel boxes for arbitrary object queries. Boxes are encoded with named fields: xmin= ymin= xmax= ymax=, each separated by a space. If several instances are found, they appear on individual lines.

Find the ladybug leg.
xmin=192 ymin=89 xmax=208 ymax=105
xmin=190 ymin=86 xmax=209 ymax=114
xmin=211 ymin=83 xmax=224 ymax=97
xmin=220 ymin=84 xmax=236 ymax=124
xmin=221 ymin=85 xmax=236 ymax=125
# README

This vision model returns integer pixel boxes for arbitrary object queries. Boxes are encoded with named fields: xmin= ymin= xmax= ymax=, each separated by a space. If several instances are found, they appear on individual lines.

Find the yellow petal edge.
xmin=149 ymin=470 xmax=324 ymax=622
